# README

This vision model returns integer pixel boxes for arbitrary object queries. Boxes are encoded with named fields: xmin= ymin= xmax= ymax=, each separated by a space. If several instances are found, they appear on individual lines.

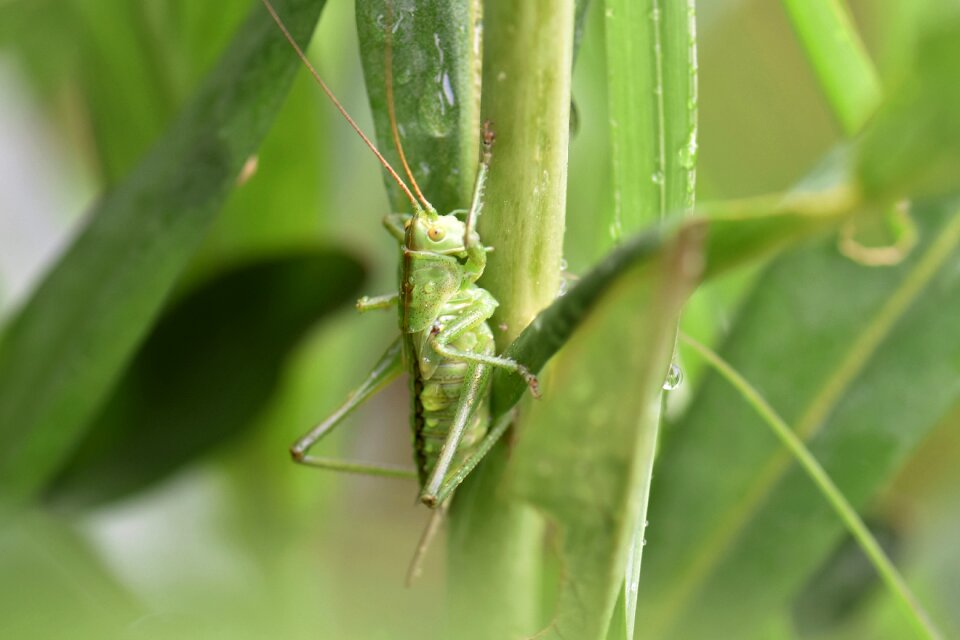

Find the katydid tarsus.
xmin=259 ymin=0 xmax=540 ymax=559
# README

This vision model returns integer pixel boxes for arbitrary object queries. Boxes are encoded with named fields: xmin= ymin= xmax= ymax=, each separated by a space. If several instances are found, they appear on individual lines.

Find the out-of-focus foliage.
xmin=0 ymin=0 xmax=957 ymax=638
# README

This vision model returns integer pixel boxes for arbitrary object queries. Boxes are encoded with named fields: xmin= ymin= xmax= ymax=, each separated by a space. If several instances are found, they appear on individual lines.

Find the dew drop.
xmin=662 ymin=363 xmax=683 ymax=390
xmin=651 ymin=171 xmax=665 ymax=185
xmin=441 ymin=72 xmax=456 ymax=107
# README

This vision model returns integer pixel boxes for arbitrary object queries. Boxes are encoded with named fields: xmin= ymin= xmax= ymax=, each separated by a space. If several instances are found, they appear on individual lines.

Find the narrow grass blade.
xmin=781 ymin=0 xmax=881 ymax=135
xmin=604 ymin=0 xmax=697 ymax=238
xmin=0 ymin=0 xmax=329 ymax=502
xmin=680 ymin=333 xmax=942 ymax=639
xmin=603 ymin=2 xmax=697 ymax=630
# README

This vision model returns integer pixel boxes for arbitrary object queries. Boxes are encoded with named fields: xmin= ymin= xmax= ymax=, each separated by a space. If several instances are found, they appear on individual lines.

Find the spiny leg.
xmin=419 ymin=361 xmax=490 ymax=507
xmin=290 ymin=337 xmax=416 ymax=479
xmin=383 ymin=212 xmax=411 ymax=242
xmin=405 ymin=499 xmax=450 ymax=587
xmin=463 ymin=121 xmax=495 ymax=262
xmin=429 ymin=293 xmax=540 ymax=396
xmin=431 ymin=409 xmax=516 ymax=506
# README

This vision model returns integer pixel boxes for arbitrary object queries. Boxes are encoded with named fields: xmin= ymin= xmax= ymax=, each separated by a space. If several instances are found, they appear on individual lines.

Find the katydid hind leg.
xmin=290 ymin=338 xmax=414 ymax=479
xmin=405 ymin=499 xmax=450 ymax=587
xmin=420 ymin=362 xmax=490 ymax=507
xmin=432 ymin=409 xmax=517 ymax=506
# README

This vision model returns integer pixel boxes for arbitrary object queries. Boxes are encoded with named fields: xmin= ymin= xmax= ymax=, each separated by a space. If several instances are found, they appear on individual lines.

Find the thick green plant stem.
xmin=781 ymin=0 xmax=881 ymax=135
xmin=680 ymin=333 xmax=943 ymax=640
xmin=447 ymin=1 xmax=574 ymax=637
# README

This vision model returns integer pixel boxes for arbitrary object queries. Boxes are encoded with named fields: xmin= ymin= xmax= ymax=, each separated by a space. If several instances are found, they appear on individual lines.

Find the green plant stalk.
xmin=781 ymin=0 xmax=881 ymax=135
xmin=680 ymin=333 xmax=943 ymax=640
xmin=447 ymin=1 xmax=573 ymax=637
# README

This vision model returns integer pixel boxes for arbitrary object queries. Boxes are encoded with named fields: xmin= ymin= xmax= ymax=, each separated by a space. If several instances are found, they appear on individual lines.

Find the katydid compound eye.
xmin=427 ymin=227 xmax=445 ymax=241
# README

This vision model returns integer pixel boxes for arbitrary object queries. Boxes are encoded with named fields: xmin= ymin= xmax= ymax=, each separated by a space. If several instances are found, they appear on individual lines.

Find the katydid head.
xmin=408 ymin=213 xmax=479 ymax=257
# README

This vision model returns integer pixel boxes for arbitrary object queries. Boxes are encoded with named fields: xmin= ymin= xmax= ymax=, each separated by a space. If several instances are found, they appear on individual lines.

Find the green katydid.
xmin=259 ymin=0 xmax=539 ymax=524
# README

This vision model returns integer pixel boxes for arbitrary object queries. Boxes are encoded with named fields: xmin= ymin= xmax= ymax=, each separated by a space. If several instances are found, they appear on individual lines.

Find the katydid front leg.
xmin=356 ymin=293 xmax=399 ymax=312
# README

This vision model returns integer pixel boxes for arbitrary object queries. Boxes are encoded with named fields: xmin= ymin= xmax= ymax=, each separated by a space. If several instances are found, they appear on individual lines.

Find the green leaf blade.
xmin=781 ymin=0 xmax=881 ymax=135
xmin=511 ymin=226 xmax=702 ymax=640
xmin=636 ymin=199 xmax=960 ymax=639
xmin=857 ymin=17 xmax=960 ymax=201
xmin=45 ymin=249 xmax=364 ymax=506
xmin=604 ymin=0 xmax=698 ymax=237
xmin=355 ymin=0 xmax=482 ymax=215
xmin=0 ymin=0 xmax=329 ymax=502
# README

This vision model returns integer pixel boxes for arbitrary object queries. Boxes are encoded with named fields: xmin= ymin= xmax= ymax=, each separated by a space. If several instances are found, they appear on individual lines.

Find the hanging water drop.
xmin=663 ymin=363 xmax=683 ymax=390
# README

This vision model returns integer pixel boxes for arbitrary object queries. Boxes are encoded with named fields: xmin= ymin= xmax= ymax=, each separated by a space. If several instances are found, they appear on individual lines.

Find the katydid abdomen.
xmin=410 ymin=298 xmax=495 ymax=488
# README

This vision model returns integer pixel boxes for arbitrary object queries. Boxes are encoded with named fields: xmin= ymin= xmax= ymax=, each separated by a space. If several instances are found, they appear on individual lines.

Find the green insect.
xmin=260 ymin=1 xmax=539 ymax=521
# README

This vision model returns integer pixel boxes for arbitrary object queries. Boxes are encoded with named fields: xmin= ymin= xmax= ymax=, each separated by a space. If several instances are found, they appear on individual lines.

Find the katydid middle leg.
xmin=290 ymin=337 xmax=416 ymax=479
xmin=428 ymin=290 xmax=540 ymax=395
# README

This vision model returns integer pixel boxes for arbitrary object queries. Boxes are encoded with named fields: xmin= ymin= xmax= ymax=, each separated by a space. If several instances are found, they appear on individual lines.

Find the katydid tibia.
xmin=260 ymin=0 xmax=539 ymax=530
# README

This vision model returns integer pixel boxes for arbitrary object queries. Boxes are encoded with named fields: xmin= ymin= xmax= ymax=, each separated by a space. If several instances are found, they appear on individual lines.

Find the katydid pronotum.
xmin=260 ymin=0 xmax=540 ymax=576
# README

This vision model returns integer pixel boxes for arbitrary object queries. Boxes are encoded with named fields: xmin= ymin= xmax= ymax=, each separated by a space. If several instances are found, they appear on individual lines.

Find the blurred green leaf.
xmin=69 ymin=0 xmax=251 ymax=184
xmin=355 ymin=0 xmax=481 ymax=215
xmin=45 ymin=249 xmax=364 ymax=506
xmin=0 ymin=511 xmax=142 ymax=639
xmin=510 ymin=225 xmax=702 ymax=640
xmin=0 ymin=0 xmax=329 ymax=503
xmin=781 ymin=0 xmax=881 ymax=136
xmin=636 ymin=198 xmax=960 ymax=638
xmin=858 ymin=16 xmax=960 ymax=201
xmin=791 ymin=520 xmax=902 ymax=636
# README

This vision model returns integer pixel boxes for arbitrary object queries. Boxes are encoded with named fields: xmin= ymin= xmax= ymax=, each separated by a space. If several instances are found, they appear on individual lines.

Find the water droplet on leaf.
xmin=663 ymin=363 xmax=683 ymax=390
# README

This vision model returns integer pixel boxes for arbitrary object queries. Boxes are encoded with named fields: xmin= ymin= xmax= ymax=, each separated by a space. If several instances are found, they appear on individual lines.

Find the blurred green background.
xmin=0 ymin=0 xmax=957 ymax=638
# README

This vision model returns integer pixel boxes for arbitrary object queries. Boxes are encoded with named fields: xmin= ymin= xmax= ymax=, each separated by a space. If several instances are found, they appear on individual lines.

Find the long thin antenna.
xmin=260 ymin=0 xmax=420 ymax=210
xmin=384 ymin=1 xmax=435 ymax=213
